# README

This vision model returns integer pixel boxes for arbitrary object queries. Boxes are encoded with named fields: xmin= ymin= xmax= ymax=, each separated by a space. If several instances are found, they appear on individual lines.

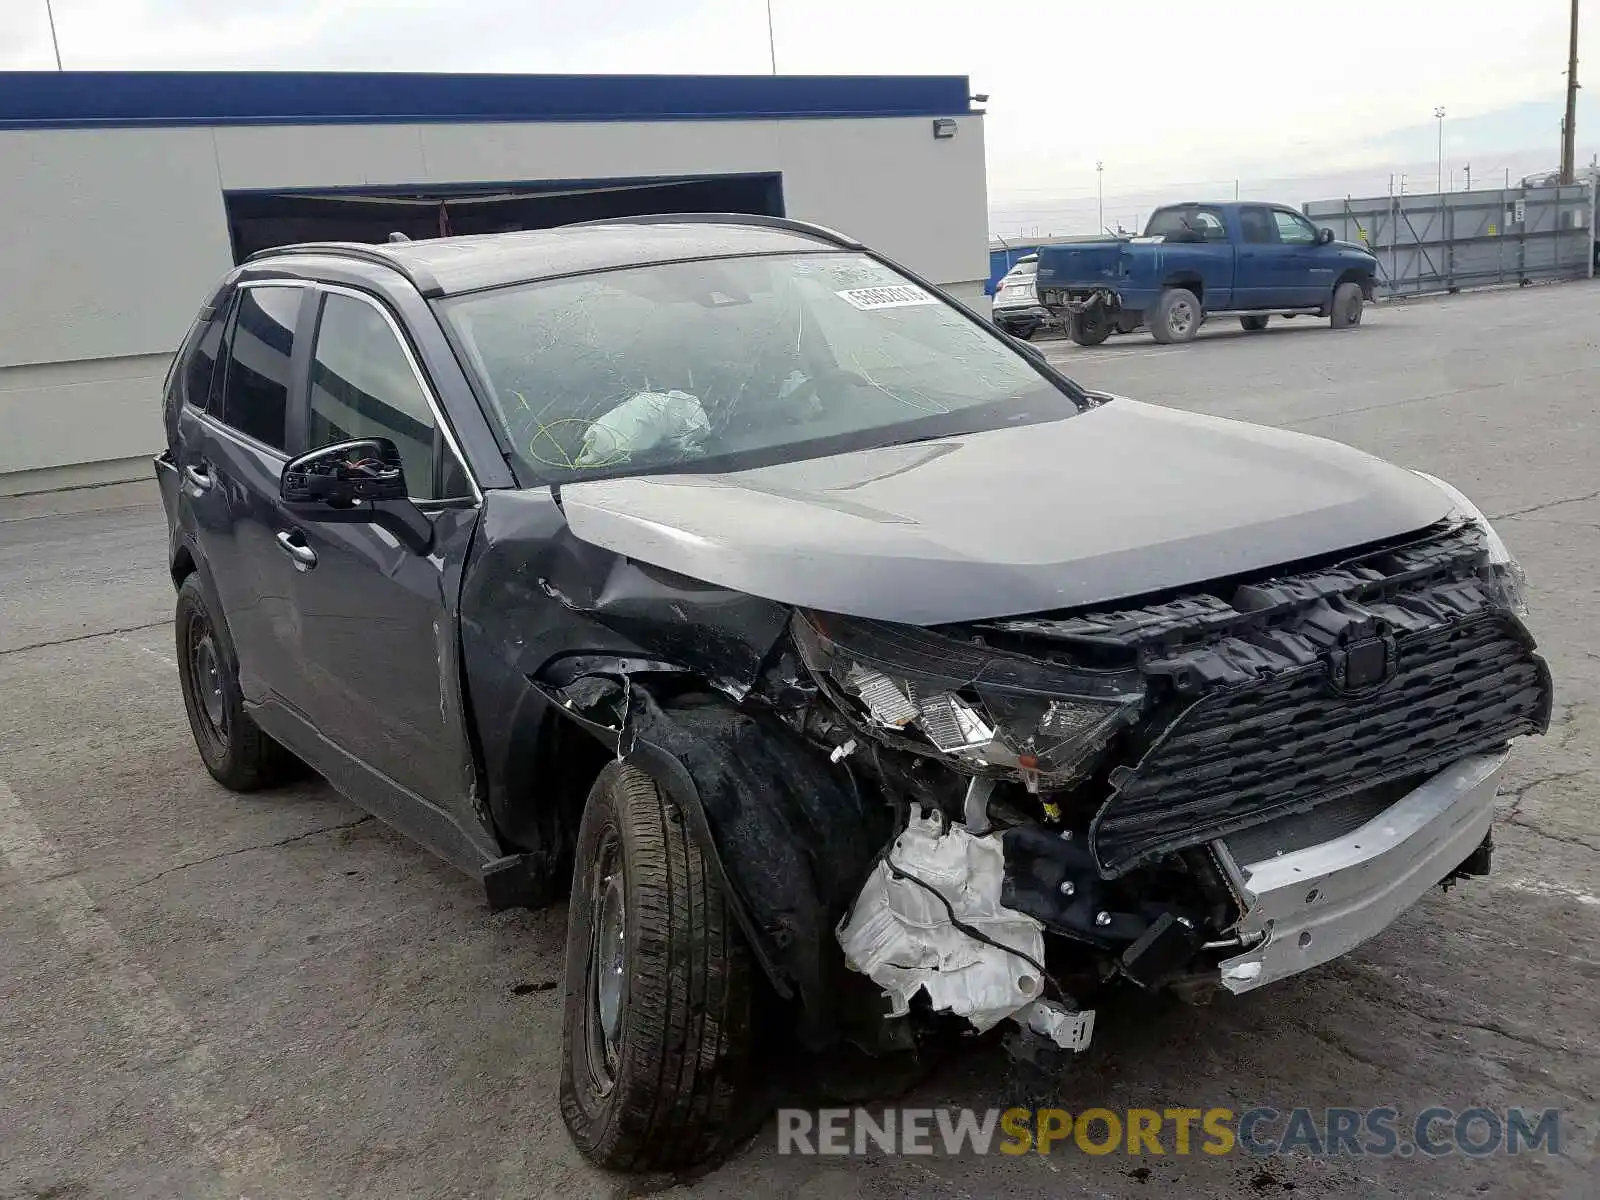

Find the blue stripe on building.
xmin=0 ymin=71 xmax=974 ymax=130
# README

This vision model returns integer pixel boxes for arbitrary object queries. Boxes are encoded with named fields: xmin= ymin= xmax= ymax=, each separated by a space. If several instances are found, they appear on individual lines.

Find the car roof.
xmin=247 ymin=215 xmax=858 ymax=298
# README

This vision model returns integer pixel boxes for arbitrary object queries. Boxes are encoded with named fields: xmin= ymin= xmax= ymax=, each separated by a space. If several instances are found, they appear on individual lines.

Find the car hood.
xmin=558 ymin=399 xmax=1452 ymax=625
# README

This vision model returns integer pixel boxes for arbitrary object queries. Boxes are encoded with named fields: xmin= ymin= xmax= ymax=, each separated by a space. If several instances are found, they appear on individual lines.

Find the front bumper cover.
xmin=1216 ymin=750 xmax=1505 ymax=993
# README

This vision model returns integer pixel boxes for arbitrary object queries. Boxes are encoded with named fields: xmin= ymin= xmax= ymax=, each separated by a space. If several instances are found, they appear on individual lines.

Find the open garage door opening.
xmin=224 ymin=173 xmax=785 ymax=263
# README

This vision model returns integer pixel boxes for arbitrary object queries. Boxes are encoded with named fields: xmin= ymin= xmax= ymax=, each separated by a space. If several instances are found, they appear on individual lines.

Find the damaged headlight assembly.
xmin=1413 ymin=471 xmax=1528 ymax=614
xmin=794 ymin=611 xmax=1146 ymax=1051
xmin=792 ymin=611 xmax=1145 ymax=794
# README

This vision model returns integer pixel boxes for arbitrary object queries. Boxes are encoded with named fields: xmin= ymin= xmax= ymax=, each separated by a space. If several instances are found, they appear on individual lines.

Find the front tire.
xmin=1150 ymin=288 xmax=1201 ymax=344
xmin=1330 ymin=281 xmax=1364 ymax=328
xmin=175 ymin=574 xmax=296 ymax=792
xmin=560 ymin=764 xmax=755 ymax=1172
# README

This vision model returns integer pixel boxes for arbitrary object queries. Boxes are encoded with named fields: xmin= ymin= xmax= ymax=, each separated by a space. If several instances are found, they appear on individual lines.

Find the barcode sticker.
xmin=835 ymin=284 xmax=938 ymax=310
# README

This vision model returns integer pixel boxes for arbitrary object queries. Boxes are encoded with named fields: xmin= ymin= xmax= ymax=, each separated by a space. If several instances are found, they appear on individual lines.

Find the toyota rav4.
xmin=156 ymin=215 xmax=1551 ymax=1172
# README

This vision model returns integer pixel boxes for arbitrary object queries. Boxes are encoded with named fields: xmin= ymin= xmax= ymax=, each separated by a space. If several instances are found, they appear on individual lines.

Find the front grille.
xmin=1090 ymin=613 xmax=1551 ymax=876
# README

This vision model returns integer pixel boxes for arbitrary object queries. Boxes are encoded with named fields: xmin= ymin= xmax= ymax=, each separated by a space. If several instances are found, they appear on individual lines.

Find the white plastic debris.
xmin=837 ymin=806 xmax=1047 ymax=1032
xmin=576 ymin=389 xmax=709 ymax=467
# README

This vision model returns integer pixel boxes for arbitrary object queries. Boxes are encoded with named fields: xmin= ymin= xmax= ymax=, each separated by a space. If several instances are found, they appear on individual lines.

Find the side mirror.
xmin=1318 ymin=227 xmax=1336 ymax=245
xmin=280 ymin=437 xmax=432 ymax=555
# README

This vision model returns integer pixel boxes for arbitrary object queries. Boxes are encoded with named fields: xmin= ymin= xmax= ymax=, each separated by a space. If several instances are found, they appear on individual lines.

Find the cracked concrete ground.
xmin=0 ymin=284 xmax=1596 ymax=1199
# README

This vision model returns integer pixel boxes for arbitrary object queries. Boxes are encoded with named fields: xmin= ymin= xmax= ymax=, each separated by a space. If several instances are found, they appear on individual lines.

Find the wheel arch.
xmin=170 ymin=542 xmax=197 ymax=588
xmin=535 ymin=690 xmax=794 ymax=1001
xmin=532 ymin=676 xmax=893 ymax=1044
xmin=1335 ymin=265 xmax=1377 ymax=300
xmin=1161 ymin=271 xmax=1205 ymax=303
xmin=168 ymin=535 xmax=238 ymax=652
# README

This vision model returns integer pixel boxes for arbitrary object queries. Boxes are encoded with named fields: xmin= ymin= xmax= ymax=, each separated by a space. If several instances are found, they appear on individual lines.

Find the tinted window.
xmin=442 ymin=252 xmax=1084 ymax=486
xmin=184 ymin=315 xmax=225 ymax=410
xmin=1145 ymin=207 xmax=1228 ymax=243
xmin=310 ymin=292 xmax=446 ymax=500
xmin=1239 ymin=207 xmax=1277 ymax=245
xmin=1273 ymin=210 xmax=1319 ymax=245
xmin=218 ymin=287 xmax=300 ymax=451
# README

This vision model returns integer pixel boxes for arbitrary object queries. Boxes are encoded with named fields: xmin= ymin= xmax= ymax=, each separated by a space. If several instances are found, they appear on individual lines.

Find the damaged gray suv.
xmin=156 ymin=215 xmax=1552 ymax=1172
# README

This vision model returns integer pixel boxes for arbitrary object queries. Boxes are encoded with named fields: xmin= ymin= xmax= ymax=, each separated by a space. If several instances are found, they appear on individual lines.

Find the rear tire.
xmin=1150 ymin=288 xmax=1201 ymax=344
xmin=1069 ymin=310 xmax=1111 ymax=346
xmin=175 ymin=574 xmax=297 ymax=792
xmin=560 ymin=764 xmax=755 ymax=1172
xmin=1330 ymin=281 xmax=1364 ymax=328
xmin=1240 ymin=314 xmax=1270 ymax=331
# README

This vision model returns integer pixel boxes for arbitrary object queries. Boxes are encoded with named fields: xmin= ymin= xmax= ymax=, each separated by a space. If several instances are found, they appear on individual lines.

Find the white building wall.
xmin=0 ymin=114 xmax=987 ymax=494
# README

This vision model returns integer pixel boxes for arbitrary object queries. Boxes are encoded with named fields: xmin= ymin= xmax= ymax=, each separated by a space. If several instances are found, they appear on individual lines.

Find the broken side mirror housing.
xmin=280 ymin=437 xmax=433 ymax=555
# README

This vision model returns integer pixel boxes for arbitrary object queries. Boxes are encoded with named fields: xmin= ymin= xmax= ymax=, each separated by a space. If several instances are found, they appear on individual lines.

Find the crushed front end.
xmin=801 ymin=518 xmax=1551 ymax=1045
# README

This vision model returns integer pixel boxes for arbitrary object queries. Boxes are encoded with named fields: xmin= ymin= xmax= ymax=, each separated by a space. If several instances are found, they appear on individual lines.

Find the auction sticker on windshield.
xmin=835 ymin=284 xmax=939 ymax=310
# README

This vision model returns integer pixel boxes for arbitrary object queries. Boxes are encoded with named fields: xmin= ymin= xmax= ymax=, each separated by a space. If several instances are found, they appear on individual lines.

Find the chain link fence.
xmin=1303 ymin=186 xmax=1596 ymax=298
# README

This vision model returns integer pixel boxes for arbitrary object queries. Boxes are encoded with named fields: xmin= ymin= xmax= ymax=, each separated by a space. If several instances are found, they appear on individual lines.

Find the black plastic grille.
xmin=1091 ymin=613 xmax=1551 ymax=876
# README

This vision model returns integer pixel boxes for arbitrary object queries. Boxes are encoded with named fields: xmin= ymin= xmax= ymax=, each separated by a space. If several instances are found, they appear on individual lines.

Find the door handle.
xmin=182 ymin=464 xmax=213 ymax=492
xmin=275 ymin=530 xmax=318 ymax=572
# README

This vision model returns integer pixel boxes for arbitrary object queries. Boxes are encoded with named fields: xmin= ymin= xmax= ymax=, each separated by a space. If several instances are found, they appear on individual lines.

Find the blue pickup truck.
xmin=1035 ymin=201 xmax=1381 ymax=346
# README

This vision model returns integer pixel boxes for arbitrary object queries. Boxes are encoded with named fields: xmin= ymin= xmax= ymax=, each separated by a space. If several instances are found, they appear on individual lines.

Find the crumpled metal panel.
xmin=837 ymin=808 xmax=1046 ymax=1032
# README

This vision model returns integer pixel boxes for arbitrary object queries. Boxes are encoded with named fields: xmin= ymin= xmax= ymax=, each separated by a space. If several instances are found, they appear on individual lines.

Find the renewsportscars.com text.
xmin=777 ymin=1106 xmax=1563 ymax=1158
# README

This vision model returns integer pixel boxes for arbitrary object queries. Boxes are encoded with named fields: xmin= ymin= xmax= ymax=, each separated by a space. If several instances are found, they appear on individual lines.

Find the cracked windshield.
xmin=441 ymin=251 xmax=1079 ymax=483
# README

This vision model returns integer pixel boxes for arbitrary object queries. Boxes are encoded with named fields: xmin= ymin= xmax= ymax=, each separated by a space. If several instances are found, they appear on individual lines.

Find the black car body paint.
xmin=156 ymin=218 xmax=1551 ymax=1062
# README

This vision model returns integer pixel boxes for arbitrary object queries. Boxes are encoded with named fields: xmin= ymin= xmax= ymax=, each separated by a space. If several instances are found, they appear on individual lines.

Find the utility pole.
xmin=1434 ymin=106 xmax=1446 ymax=194
xmin=1465 ymin=162 xmax=1472 ymax=191
xmin=765 ymin=0 xmax=777 ymax=74
xmin=1562 ymin=0 xmax=1580 ymax=183
xmin=1096 ymin=161 xmax=1104 ymax=233
xmin=44 ymin=0 xmax=63 ymax=70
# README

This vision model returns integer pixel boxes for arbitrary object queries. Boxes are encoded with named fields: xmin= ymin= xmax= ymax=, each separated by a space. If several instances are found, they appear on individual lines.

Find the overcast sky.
xmin=5 ymin=0 xmax=1597 ymax=218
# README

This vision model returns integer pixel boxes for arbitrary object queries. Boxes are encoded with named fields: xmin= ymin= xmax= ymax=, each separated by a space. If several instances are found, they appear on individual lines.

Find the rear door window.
xmin=182 ymin=314 xmax=227 ymax=411
xmin=217 ymin=286 xmax=302 ymax=452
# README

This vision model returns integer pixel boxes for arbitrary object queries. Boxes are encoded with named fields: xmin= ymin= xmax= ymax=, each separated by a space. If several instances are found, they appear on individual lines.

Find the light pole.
xmin=764 ymin=0 xmax=776 ymax=74
xmin=1434 ymin=106 xmax=1446 ymax=193
xmin=1096 ymin=161 xmax=1104 ymax=233
xmin=1561 ymin=0 xmax=1580 ymax=182
xmin=44 ymin=0 xmax=63 ymax=70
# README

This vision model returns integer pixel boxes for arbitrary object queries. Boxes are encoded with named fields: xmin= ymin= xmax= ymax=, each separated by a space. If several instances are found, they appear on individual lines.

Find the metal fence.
xmin=1303 ymin=186 xmax=1596 ymax=298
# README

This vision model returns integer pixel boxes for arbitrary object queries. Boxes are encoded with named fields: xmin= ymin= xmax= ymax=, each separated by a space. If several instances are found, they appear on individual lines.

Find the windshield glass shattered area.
xmin=441 ymin=252 xmax=1084 ymax=485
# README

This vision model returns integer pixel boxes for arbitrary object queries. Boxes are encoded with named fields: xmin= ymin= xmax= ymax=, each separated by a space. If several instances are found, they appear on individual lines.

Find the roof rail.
xmin=568 ymin=211 xmax=864 ymax=251
xmin=244 ymin=241 xmax=444 ymax=297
